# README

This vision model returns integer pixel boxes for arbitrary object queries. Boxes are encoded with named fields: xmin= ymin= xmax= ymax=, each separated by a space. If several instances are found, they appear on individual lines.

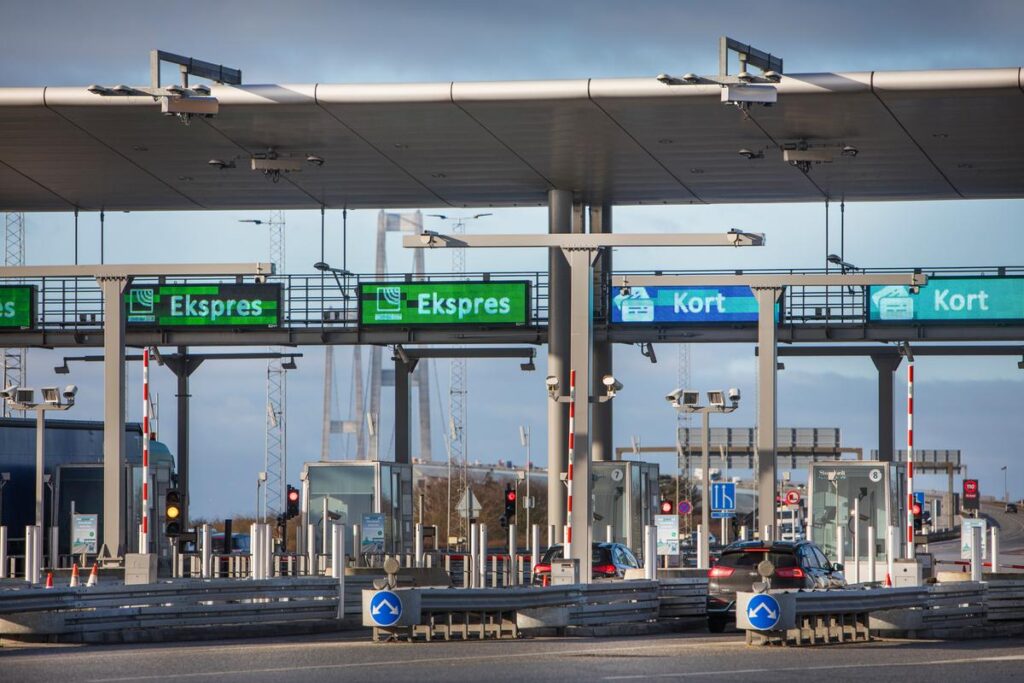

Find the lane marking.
xmin=602 ymin=653 xmax=1024 ymax=679
xmin=81 ymin=639 xmax=744 ymax=682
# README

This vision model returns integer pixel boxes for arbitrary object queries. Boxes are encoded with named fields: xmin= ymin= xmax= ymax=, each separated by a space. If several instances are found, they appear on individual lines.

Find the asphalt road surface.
xmin=3 ymin=631 xmax=1024 ymax=682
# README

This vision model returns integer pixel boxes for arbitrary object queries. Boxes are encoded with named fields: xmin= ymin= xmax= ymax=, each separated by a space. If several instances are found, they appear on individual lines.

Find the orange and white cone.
xmin=884 ymin=572 xmax=892 ymax=587
xmin=85 ymin=562 xmax=99 ymax=587
xmin=45 ymin=572 xmax=54 ymax=589
xmin=69 ymin=563 xmax=80 ymax=588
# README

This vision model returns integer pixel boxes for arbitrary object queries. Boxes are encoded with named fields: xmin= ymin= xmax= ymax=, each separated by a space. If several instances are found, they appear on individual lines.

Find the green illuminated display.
xmin=125 ymin=284 xmax=281 ymax=327
xmin=0 ymin=286 xmax=35 ymax=328
xmin=360 ymin=281 xmax=530 ymax=326
xmin=869 ymin=277 xmax=1024 ymax=322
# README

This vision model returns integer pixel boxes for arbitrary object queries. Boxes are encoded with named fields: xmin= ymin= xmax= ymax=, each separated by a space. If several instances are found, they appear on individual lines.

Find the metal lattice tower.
xmin=449 ymin=219 xmax=469 ymax=535
xmin=265 ymin=210 xmax=287 ymax=519
xmin=3 ymin=212 xmax=26 ymax=416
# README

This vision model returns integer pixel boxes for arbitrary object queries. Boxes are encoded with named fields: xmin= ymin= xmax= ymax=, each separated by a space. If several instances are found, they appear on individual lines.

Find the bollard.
xmin=970 ymin=524 xmax=982 ymax=582
xmin=886 ymin=525 xmax=898 ymax=587
xmin=548 ymin=524 xmax=556 ymax=548
xmin=250 ymin=523 xmax=260 ymax=579
xmin=763 ymin=524 xmax=773 ymax=543
xmin=991 ymin=527 xmax=1000 ymax=573
xmin=507 ymin=524 xmax=517 ymax=586
xmin=479 ymin=524 xmax=488 ymax=589
xmin=414 ymin=523 xmax=424 ymax=568
xmin=695 ymin=524 xmax=704 ymax=570
xmin=606 ymin=524 xmax=613 ymax=544
xmin=644 ymin=525 xmax=657 ymax=580
xmin=739 ymin=525 xmax=748 ymax=541
xmin=351 ymin=524 xmax=360 ymax=566
xmin=0 ymin=526 xmax=7 ymax=579
xmin=836 ymin=526 xmax=845 ymax=568
xmin=307 ymin=523 xmax=316 ymax=575
xmin=264 ymin=524 xmax=273 ymax=578
xmin=852 ymin=497 xmax=860 ymax=585
xmin=469 ymin=523 xmax=479 ymax=589
xmin=491 ymin=554 xmax=498 ymax=588
xmin=867 ymin=525 xmax=877 ymax=584
xmin=26 ymin=525 xmax=41 ymax=584
xmin=531 ymin=524 xmax=541 ymax=578
xmin=201 ymin=524 xmax=212 ymax=578
xmin=331 ymin=522 xmax=346 ymax=579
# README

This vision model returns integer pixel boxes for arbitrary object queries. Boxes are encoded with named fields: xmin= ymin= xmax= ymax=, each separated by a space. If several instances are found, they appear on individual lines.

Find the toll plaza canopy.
xmin=1 ymin=67 xmax=1023 ymax=212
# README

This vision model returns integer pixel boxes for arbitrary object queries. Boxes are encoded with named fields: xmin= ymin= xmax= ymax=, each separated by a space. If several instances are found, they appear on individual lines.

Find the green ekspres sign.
xmin=869 ymin=277 xmax=1024 ymax=322
xmin=125 ymin=284 xmax=281 ymax=327
xmin=0 ymin=285 xmax=35 ymax=328
xmin=359 ymin=281 xmax=530 ymax=326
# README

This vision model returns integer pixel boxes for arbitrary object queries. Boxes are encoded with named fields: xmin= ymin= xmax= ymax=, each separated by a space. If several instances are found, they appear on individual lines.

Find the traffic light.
xmin=912 ymin=501 xmax=923 ymax=532
xmin=504 ymin=485 xmax=517 ymax=521
xmin=286 ymin=485 xmax=300 ymax=519
xmin=165 ymin=489 xmax=182 ymax=536
xmin=660 ymin=499 xmax=674 ymax=515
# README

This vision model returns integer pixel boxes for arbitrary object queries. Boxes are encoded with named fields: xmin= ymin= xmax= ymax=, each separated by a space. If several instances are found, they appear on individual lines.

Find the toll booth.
xmin=301 ymin=461 xmax=413 ymax=558
xmin=592 ymin=460 xmax=660 ymax=555
xmin=808 ymin=461 xmax=890 ymax=568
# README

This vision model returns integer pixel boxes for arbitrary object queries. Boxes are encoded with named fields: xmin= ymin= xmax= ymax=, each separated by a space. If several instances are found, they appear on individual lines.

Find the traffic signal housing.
xmin=504 ymin=485 xmax=517 ymax=522
xmin=165 ymin=489 xmax=182 ymax=536
xmin=286 ymin=485 xmax=300 ymax=519
xmin=912 ymin=500 xmax=923 ymax=532
xmin=660 ymin=499 xmax=674 ymax=515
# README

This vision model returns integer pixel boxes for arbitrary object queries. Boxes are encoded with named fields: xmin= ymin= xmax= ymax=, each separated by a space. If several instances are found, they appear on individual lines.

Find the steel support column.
xmin=590 ymin=204 xmax=613 ymax=462
xmin=871 ymin=354 xmax=902 ymax=463
xmin=394 ymin=356 xmax=411 ymax=464
xmin=546 ymin=190 xmax=572 ymax=538
xmin=99 ymin=275 xmax=130 ymax=558
xmin=754 ymin=288 xmax=782 ymax=541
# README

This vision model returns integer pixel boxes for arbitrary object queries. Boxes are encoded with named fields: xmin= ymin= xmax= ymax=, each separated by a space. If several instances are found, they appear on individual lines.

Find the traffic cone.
xmin=884 ymin=572 xmax=892 ymax=587
xmin=69 ymin=563 xmax=80 ymax=588
xmin=85 ymin=562 xmax=99 ymax=587
xmin=45 ymin=572 xmax=54 ymax=589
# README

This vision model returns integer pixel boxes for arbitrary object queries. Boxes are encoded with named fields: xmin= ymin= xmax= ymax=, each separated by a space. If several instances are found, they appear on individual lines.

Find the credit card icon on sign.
xmin=621 ymin=299 xmax=654 ymax=322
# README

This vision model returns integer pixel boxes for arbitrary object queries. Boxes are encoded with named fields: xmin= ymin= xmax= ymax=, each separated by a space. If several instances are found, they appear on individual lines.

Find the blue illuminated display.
xmin=610 ymin=285 xmax=774 ymax=324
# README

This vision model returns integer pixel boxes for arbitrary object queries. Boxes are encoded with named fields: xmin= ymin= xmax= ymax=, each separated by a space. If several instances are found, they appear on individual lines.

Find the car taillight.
xmin=708 ymin=565 xmax=735 ymax=578
xmin=775 ymin=566 xmax=804 ymax=579
xmin=534 ymin=563 xmax=551 ymax=573
xmin=593 ymin=563 xmax=617 ymax=576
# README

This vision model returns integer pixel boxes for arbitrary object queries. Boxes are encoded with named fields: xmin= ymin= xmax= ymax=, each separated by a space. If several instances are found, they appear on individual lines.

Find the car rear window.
xmin=717 ymin=550 xmax=798 ymax=568
xmin=541 ymin=546 xmax=613 ymax=564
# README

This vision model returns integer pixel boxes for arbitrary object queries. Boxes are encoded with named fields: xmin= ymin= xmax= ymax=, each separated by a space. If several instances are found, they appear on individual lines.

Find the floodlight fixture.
xmin=41 ymin=387 xmax=60 ymax=405
xmin=281 ymin=357 xmax=297 ymax=371
xmin=520 ymin=358 xmax=536 ymax=372
xmin=54 ymin=361 xmax=70 ymax=374
xmin=682 ymin=390 xmax=701 ymax=407
xmin=707 ymin=390 xmax=725 ymax=407
xmin=14 ymin=388 xmax=34 ymax=405
xmin=306 ymin=154 xmax=325 ymax=166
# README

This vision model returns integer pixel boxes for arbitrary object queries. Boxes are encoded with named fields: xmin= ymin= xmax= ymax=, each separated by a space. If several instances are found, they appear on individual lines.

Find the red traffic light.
xmin=660 ymin=500 xmax=674 ymax=514
xmin=911 ymin=503 xmax=922 ymax=516
xmin=506 ymin=490 xmax=517 ymax=503
xmin=288 ymin=488 xmax=299 ymax=503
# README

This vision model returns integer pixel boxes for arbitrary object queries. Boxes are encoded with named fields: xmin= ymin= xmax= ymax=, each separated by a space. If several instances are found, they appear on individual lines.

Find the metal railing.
xmin=7 ymin=265 xmax=1023 ymax=332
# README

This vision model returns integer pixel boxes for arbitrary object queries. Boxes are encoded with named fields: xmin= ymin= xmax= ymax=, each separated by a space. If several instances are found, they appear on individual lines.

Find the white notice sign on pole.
xmin=655 ymin=514 xmax=679 ymax=556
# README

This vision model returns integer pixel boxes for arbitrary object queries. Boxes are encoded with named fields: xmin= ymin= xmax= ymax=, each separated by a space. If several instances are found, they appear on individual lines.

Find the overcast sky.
xmin=3 ymin=1 xmax=1023 ymax=516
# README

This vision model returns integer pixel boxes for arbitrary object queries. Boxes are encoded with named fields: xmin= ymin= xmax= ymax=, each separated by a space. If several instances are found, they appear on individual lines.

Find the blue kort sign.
xmin=746 ymin=594 xmax=781 ymax=630
xmin=369 ymin=590 xmax=403 ymax=627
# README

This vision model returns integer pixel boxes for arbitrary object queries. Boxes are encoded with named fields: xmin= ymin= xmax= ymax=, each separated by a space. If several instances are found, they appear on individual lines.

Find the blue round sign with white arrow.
xmin=746 ymin=593 xmax=781 ymax=631
xmin=369 ymin=590 xmax=403 ymax=627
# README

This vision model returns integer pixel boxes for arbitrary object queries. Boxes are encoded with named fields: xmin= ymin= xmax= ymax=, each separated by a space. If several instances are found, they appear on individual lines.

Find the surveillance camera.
xmin=656 ymin=73 xmax=673 ymax=84
xmin=728 ymin=387 xmax=741 ymax=403
xmin=545 ymin=376 xmax=559 ymax=389
xmin=0 ymin=385 xmax=17 ymax=400
xmin=63 ymin=385 xmax=78 ymax=399
xmin=665 ymin=388 xmax=683 ymax=403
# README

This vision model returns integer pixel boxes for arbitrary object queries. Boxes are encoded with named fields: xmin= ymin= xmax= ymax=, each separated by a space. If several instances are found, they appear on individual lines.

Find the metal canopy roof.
xmin=1 ymin=67 xmax=1023 ymax=211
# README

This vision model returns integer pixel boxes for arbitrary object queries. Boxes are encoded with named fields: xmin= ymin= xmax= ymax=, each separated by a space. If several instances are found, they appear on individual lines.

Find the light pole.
xmin=519 ymin=425 xmax=531 ymax=545
xmin=1002 ymin=466 xmax=1008 ymax=503
xmin=0 ymin=385 xmax=77 ymax=528
xmin=257 ymin=471 xmax=268 ymax=523
xmin=666 ymin=388 xmax=740 ymax=568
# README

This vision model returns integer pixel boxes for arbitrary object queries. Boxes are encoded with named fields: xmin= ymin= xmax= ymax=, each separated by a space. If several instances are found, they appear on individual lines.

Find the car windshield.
xmin=541 ymin=545 xmax=613 ymax=564
xmin=717 ymin=550 xmax=799 ymax=568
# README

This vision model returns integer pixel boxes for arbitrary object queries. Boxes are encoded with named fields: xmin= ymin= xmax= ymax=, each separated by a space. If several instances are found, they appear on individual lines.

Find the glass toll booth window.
xmin=303 ymin=462 xmax=413 ymax=560
xmin=592 ymin=461 xmax=659 ymax=556
xmin=808 ymin=461 xmax=889 ymax=565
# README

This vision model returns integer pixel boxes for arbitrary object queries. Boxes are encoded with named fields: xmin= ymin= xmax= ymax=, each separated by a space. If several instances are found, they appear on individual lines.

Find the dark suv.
xmin=706 ymin=540 xmax=846 ymax=632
